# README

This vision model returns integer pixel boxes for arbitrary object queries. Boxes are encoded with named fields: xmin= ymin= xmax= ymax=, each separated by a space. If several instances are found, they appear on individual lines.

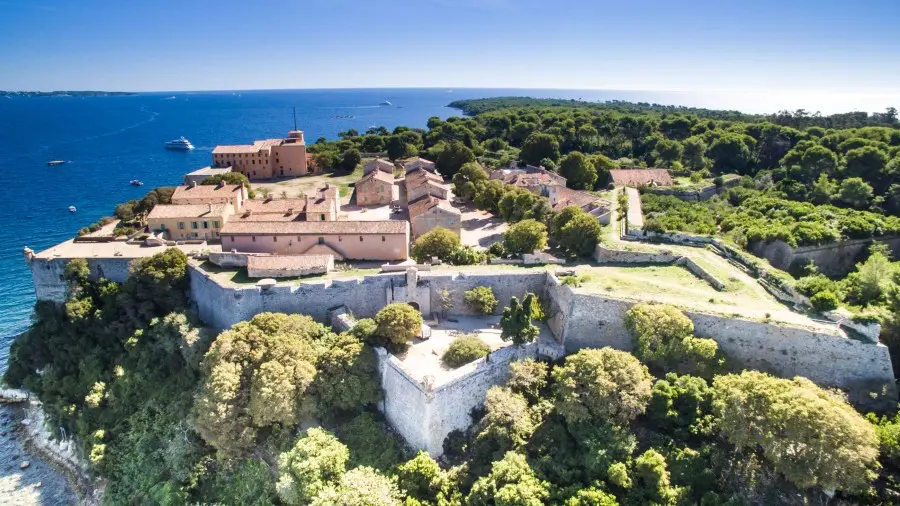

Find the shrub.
xmin=507 ymin=359 xmax=548 ymax=402
xmin=442 ymin=334 xmax=491 ymax=368
xmin=467 ymin=451 xmax=549 ymax=506
xmin=276 ymin=428 xmax=349 ymax=505
xmin=500 ymin=293 xmax=541 ymax=345
xmin=713 ymin=371 xmax=879 ymax=493
xmin=335 ymin=412 xmax=407 ymax=471
xmin=810 ymin=290 xmax=839 ymax=312
xmin=464 ymin=286 xmax=498 ymax=314
xmin=449 ymin=245 xmax=486 ymax=265
xmin=503 ymin=219 xmax=548 ymax=257
xmin=373 ymin=303 xmax=423 ymax=351
xmin=552 ymin=348 xmax=653 ymax=426
xmin=313 ymin=333 xmax=381 ymax=415
xmin=411 ymin=227 xmax=461 ymax=263
xmin=487 ymin=241 xmax=506 ymax=258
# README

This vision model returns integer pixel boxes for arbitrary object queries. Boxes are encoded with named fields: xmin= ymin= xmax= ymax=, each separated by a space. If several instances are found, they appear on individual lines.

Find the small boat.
xmin=379 ymin=100 xmax=392 ymax=106
xmin=164 ymin=136 xmax=194 ymax=150
xmin=130 ymin=179 xmax=144 ymax=186
xmin=68 ymin=206 xmax=76 ymax=213
xmin=47 ymin=160 xmax=66 ymax=166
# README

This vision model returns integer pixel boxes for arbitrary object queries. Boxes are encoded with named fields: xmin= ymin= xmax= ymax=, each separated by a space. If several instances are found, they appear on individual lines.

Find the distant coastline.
xmin=1 ymin=90 xmax=137 ymax=98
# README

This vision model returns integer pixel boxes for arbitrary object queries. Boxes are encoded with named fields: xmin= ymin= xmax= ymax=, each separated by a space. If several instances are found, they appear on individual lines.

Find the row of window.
xmin=175 ymin=220 xmax=220 ymax=230
xmin=240 ymin=235 xmax=388 ymax=243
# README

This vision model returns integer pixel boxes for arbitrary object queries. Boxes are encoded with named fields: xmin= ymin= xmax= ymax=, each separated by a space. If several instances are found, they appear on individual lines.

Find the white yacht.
xmin=379 ymin=100 xmax=392 ymax=106
xmin=164 ymin=136 xmax=194 ymax=150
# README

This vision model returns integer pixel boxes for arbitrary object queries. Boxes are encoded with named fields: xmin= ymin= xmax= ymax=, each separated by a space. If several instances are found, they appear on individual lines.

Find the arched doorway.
xmin=407 ymin=302 xmax=420 ymax=311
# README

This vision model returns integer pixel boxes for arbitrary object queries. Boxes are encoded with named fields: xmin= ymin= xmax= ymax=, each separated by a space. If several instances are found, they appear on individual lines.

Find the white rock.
xmin=19 ymin=460 xmax=30 ymax=469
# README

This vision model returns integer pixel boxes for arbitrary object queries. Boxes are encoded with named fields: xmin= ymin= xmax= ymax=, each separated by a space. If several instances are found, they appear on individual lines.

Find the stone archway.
xmin=407 ymin=302 xmax=421 ymax=311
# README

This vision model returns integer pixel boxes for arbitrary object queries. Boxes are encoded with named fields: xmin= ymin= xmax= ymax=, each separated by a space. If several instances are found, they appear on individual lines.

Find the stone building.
xmin=355 ymin=169 xmax=395 ymax=206
xmin=219 ymin=220 xmax=410 ymax=261
xmin=212 ymin=130 xmax=308 ymax=180
xmin=545 ymin=186 xmax=612 ymax=224
xmin=147 ymin=203 xmax=232 ymax=240
xmin=408 ymin=195 xmax=461 ymax=237
xmin=363 ymin=158 xmax=395 ymax=175
xmin=490 ymin=162 xmax=567 ymax=187
xmin=405 ymin=168 xmax=450 ymax=203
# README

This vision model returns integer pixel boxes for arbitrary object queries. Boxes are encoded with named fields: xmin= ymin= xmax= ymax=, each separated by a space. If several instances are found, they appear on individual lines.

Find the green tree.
xmin=706 ymin=133 xmax=755 ymax=173
xmin=552 ymin=348 xmax=653 ymax=426
xmin=452 ymin=162 xmax=489 ymax=200
xmin=799 ymin=144 xmax=838 ymax=180
xmin=396 ymin=451 xmax=449 ymax=504
xmin=276 ymin=428 xmax=349 ymax=505
xmin=311 ymin=466 xmax=402 ymax=506
xmin=430 ymin=140 xmax=475 ymax=178
xmin=653 ymin=138 xmax=684 ymax=167
xmin=556 ymin=209 xmax=602 ymax=257
xmin=589 ymin=153 xmax=617 ymax=187
xmin=712 ymin=371 xmax=879 ymax=493
xmin=844 ymin=145 xmax=889 ymax=183
xmin=467 ymin=451 xmax=549 ymax=506
xmin=500 ymin=293 xmax=540 ymax=345
xmin=387 ymin=135 xmax=418 ymax=161
xmin=373 ymin=303 xmax=423 ymax=351
xmin=507 ymin=359 xmax=548 ymax=403
xmin=809 ymin=173 xmax=836 ymax=204
xmin=842 ymin=244 xmax=894 ymax=305
xmin=202 ymin=171 xmax=251 ymax=189
xmin=628 ymin=449 xmax=679 ymax=505
xmin=503 ymin=219 xmax=548 ymax=256
xmin=520 ymin=133 xmax=560 ymax=166
xmin=339 ymin=148 xmax=362 ymax=172
xmin=564 ymin=487 xmax=619 ymax=506
xmin=313 ymin=333 xmax=381 ymax=414
xmin=193 ymin=313 xmax=324 ymax=456
xmin=559 ymin=151 xmax=598 ymax=189
xmin=682 ymin=136 xmax=708 ymax=170
xmin=837 ymin=177 xmax=874 ymax=209
xmin=411 ymin=227 xmax=461 ymax=263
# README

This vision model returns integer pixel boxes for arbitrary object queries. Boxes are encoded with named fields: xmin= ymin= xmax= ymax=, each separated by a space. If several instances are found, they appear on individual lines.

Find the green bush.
xmin=411 ymin=227 xmax=461 ymax=264
xmin=373 ymin=303 xmax=423 ymax=351
xmin=810 ymin=290 xmax=839 ymax=312
xmin=464 ymin=286 xmax=498 ymax=314
xmin=442 ymin=334 xmax=491 ymax=368
xmin=503 ymin=219 xmax=548 ymax=256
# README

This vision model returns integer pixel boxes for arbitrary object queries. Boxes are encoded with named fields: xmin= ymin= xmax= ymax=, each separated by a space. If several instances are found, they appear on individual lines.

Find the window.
xmin=318 ymin=237 xmax=324 ymax=245
xmin=382 ymin=236 xmax=385 ymax=242
xmin=178 ymin=222 xmax=185 ymax=230
xmin=202 ymin=221 xmax=209 ymax=229
xmin=160 ymin=224 xmax=166 ymax=230
xmin=273 ymin=236 xmax=277 ymax=242
xmin=192 ymin=232 xmax=198 ymax=238
xmin=338 ymin=236 xmax=342 ymax=242
xmin=320 ymin=214 xmax=325 ymax=221
xmin=252 ymin=160 xmax=255 ymax=165
xmin=252 ymin=236 xmax=256 ymax=242
xmin=191 ymin=222 xmax=198 ymax=229
xmin=213 ymin=221 xmax=219 ymax=228
xmin=359 ymin=236 xmax=363 ymax=242
xmin=213 ymin=231 xmax=218 ymax=237
xmin=297 ymin=236 xmax=301 ymax=242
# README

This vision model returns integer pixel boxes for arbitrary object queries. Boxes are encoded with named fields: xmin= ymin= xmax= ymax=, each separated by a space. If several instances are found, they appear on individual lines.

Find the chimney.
xmin=287 ymin=208 xmax=294 ymax=215
xmin=217 ymin=180 xmax=226 ymax=189
xmin=191 ymin=181 xmax=198 ymax=188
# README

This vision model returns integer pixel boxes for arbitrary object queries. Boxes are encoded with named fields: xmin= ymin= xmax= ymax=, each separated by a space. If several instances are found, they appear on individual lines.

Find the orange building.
xmin=212 ymin=130 xmax=307 ymax=180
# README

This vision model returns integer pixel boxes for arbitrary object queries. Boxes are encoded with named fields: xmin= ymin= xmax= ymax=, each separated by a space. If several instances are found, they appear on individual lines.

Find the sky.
xmin=1 ymin=0 xmax=898 ymax=105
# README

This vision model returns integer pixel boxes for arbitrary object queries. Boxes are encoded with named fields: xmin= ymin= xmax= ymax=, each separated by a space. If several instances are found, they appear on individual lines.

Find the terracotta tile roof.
xmin=147 ymin=203 xmax=230 ymax=219
xmin=171 ymin=184 xmax=243 ymax=203
xmin=220 ymin=220 xmax=408 ymax=236
xmin=405 ymin=168 xmax=447 ymax=192
xmin=212 ymin=144 xmax=257 ymax=154
xmin=401 ymin=157 xmax=436 ymax=171
xmin=609 ymin=168 xmax=673 ymax=187
xmin=364 ymin=158 xmax=395 ymax=173
xmin=242 ymin=198 xmax=307 ymax=214
xmin=548 ymin=187 xmax=610 ymax=212
xmin=359 ymin=169 xmax=394 ymax=184
xmin=408 ymin=195 xmax=460 ymax=219
xmin=247 ymin=254 xmax=333 ymax=270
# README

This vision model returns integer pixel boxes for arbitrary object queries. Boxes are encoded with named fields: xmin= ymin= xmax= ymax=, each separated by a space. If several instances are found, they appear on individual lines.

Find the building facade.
xmin=147 ymin=203 xmax=232 ymax=240
xmin=356 ymin=170 xmax=395 ymax=206
xmin=408 ymin=196 xmax=462 ymax=237
xmin=405 ymin=168 xmax=450 ymax=203
xmin=364 ymin=158 xmax=395 ymax=175
xmin=219 ymin=220 xmax=410 ymax=261
xmin=401 ymin=157 xmax=436 ymax=174
xmin=171 ymin=182 xmax=248 ymax=214
xmin=212 ymin=130 xmax=308 ymax=180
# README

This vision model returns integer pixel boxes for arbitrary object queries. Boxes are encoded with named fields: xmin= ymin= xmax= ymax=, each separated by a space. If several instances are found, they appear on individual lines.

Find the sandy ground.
xmin=395 ymin=315 xmax=553 ymax=385
xmin=459 ymin=204 xmax=507 ymax=248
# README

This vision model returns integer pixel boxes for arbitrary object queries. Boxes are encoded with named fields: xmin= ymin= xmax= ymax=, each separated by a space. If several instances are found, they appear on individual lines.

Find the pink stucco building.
xmin=355 ymin=169 xmax=395 ymax=206
xmin=212 ymin=130 xmax=308 ymax=180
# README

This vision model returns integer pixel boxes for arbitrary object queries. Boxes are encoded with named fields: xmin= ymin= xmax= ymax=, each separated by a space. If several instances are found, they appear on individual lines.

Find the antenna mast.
xmin=292 ymin=106 xmax=297 ymax=130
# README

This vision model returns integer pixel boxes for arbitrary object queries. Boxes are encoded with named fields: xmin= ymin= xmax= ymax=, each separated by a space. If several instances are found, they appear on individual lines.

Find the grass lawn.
xmin=251 ymin=162 xmax=366 ymax=200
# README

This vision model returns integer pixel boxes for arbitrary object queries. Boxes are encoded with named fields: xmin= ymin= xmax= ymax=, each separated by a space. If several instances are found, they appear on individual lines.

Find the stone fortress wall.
xmin=29 ymin=257 xmax=134 ymax=302
xmin=28 ymin=257 xmax=897 ymax=457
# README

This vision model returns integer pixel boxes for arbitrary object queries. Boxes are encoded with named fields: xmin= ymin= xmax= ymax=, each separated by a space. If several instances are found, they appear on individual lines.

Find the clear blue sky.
xmin=2 ymin=0 xmax=899 ymax=95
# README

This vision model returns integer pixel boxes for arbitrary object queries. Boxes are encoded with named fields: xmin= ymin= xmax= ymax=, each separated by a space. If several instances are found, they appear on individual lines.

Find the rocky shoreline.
xmin=1 ymin=391 xmax=102 ymax=505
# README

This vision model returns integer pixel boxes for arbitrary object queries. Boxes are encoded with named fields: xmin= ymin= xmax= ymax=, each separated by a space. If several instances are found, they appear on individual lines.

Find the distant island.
xmin=1 ymin=90 xmax=137 ymax=98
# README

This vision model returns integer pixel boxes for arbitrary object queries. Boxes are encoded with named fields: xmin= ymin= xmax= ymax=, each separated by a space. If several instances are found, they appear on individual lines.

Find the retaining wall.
xmin=750 ymin=236 xmax=900 ymax=276
xmin=29 ymin=257 xmax=134 ymax=302
xmin=593 ymin=244 xmax=677 ymax=264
